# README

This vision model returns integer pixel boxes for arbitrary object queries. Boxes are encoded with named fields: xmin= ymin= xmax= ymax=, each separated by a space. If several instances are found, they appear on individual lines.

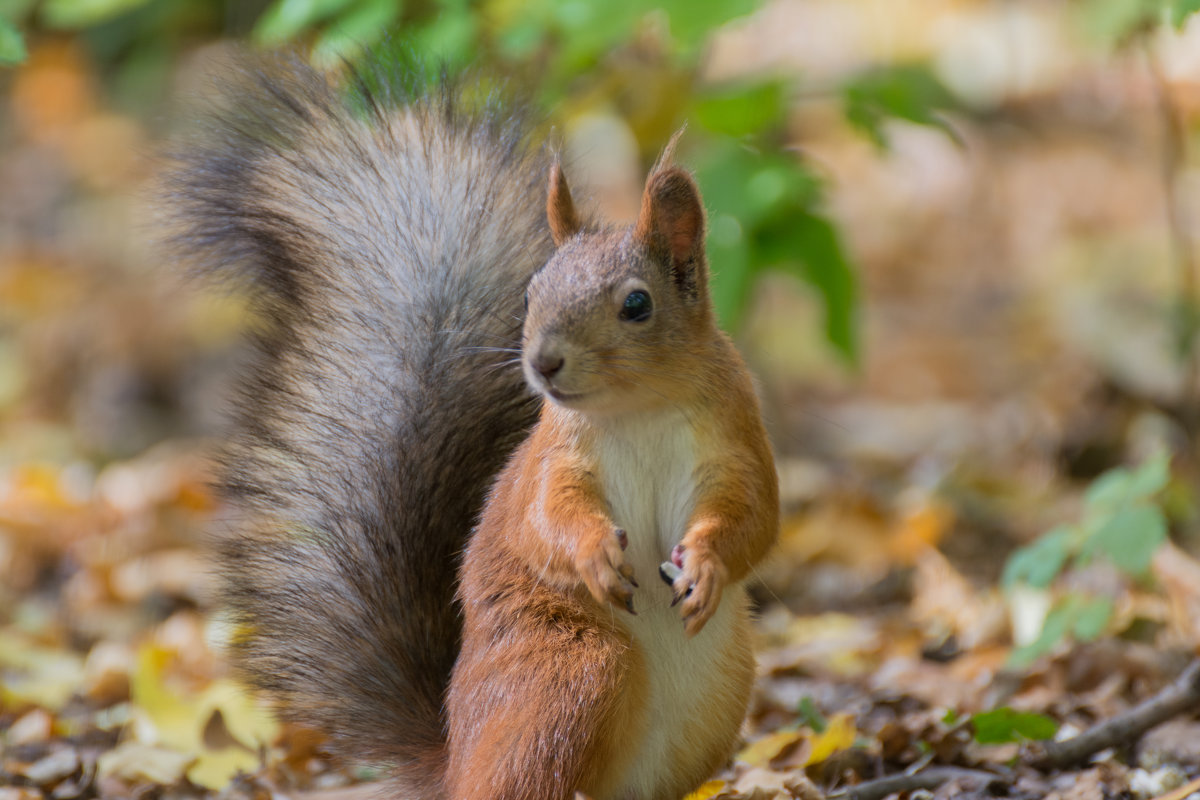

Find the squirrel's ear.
xmin=547 ymin=162 xmax=581 ymax=247
xmin=634 ymin=166 xmax=706 ymax=293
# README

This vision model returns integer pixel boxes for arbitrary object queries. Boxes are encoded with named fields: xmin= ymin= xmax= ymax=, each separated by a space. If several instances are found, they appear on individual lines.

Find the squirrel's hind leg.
xmin=444 ymin=612 xmax=646 ymax=800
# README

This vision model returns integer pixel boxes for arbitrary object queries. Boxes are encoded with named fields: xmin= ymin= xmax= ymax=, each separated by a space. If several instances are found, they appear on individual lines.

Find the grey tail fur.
xmin=160 ymin=53 xmax=551 ymax=795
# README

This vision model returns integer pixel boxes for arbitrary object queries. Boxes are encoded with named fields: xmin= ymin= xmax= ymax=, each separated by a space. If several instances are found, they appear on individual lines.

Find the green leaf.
xmin=253 ymin=0 xmax=358 ymax=45
xmin=40 ymin=0 xmax=154 ymax=29
xmin=1072 ymin=596 xmax=1114 ymax=641
xmin=1173 ymin=0 xmax=1200 ymax=27
xmin=0 ymin=0 xmax=37 ymax=23
xmin=1079 ymin=0 xmax=1160 ymax=43
xmin=707 ymin=215 xmax=753 ymax=332
xmin=695 ymin=139 xmax=855 ymax=358
xmin=1009 ymin=597 xmax=1077 ymax=667
xmin=797 ymin=696 xmax=828 ymax=734
xmin=971 ymin=708 xmax=1058 ymax=745
xmin=657 ymin=0 xmax=759 ymax=50
xmin=783 ymin=212 xmax=859 ymax=363
xmin=311 ymin=0 xmax=402 ymax=68
xmin=0 ymin=17 xmax=26 ymax=64
xmin=412 ymin=0 xmax=476 ymax=67
xmin=1002 ymin=525 xmax=1073 ymax=589
xmin=1089 ymin=505 xmax=1167 ymax=577
xmin=1009 ymin=593 xmax=1116 ymax=667
xmin=693 ymin=81 xmax=786 ymax=137
xmin=842 ymin=62 xmax=957 ymax=149
xmin=1084 ymin=451 xmax=1169 ymax=514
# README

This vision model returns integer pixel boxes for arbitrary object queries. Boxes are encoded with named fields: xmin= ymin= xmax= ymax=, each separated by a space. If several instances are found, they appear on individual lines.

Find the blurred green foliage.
xmin=0 ymin=17 xmax=25 ymax=62
xmin=842 ymin=63 xmax=958 ymax=150
xmin=970 ymin=707 xmax=1058 ymax=745
xmin=1003 ymin=451 xmax=1173 ymax=666
xmin=1078 ymin=0 xmax=1200 ymax=40
xmin=0 ymin=0 xmax=985 ymax=363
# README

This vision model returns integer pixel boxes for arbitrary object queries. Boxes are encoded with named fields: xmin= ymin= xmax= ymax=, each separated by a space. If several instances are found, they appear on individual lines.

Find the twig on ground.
xmin=1030 ymin=659 xmax=1200 ymax=771
xmin=827 ymin=766 xmax=1001 ymax=800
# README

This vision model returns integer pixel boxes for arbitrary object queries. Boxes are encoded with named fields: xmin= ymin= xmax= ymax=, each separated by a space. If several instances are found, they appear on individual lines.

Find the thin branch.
xmin=1030 ymin=658 xmax=1200 ymax=770
xmin=827 ymin=766 xmax=1001 ymax=800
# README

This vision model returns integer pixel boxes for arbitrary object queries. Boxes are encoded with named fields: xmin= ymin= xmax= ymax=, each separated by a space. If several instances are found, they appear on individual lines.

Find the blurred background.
xmin=5 ymin=0 xmax=1200 ymax=796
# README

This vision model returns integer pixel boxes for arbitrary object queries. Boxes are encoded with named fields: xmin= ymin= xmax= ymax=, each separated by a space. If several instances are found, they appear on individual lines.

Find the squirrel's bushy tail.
xmin=162 ymin=54 xmax=551 ymax=793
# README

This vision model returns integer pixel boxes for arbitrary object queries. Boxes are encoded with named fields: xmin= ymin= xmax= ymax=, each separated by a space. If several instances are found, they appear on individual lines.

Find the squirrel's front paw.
xmin=669 ymin=546 xmax=728 ymax=637
xmin=576 ymin=527 xmax=638 ymax=614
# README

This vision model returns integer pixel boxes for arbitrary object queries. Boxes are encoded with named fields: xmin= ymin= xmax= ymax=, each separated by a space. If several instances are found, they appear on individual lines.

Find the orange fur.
xmin=448 ymin=150 xmax=779 ymax=799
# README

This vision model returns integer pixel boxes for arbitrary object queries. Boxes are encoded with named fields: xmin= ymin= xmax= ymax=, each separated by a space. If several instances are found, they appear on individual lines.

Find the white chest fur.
xmin=594 ymin=411 xmax=745 ymax=797
xmin=596 ymin=410 xmax=698 ymax=563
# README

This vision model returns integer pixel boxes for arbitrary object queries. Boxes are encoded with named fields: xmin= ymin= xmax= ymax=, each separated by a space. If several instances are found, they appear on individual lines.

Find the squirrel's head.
xmin=522 ymin=141 xmax=717 ymax=417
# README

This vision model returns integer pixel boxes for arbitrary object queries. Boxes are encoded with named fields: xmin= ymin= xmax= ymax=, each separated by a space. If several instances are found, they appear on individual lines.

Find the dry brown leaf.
xmin=7 ymin=708 xmax=53 ymax=745
xmin=734 ymin=767 xmax=792 ymax=800
xmin=0 ymin=788 xmax=44 ymax=800
xmin=911 ymin=546 xmax=1006 ymax=651
xmin=1152 ymin=542 xmax=1200 ymax=644
xmin=96 ymin=742 xmax=192 ymax=785
xmin=886 ymin=493 xmax=954 ymax=565
xmin=82 ymin=641 xmax=133 ymax=706
xmin=22 ymin=748 xmax=79 ymax=785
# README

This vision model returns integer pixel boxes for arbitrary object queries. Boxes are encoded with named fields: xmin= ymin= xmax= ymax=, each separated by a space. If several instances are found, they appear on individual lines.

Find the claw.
xmin=625 ymin=596 xmax=637 ymax=615
xmin=659 ymin=560 xmax=682 ymax=585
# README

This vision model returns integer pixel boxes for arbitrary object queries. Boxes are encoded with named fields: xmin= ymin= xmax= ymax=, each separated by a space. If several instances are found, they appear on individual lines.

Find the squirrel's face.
xmin=525 ymin=155 xmax=716 ymax=417
xmin=522 ymin=230 xmax=712 ymax=417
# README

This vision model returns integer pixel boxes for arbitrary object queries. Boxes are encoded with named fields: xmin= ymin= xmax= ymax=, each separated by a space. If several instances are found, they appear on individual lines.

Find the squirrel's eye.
xmin=619 ymin=290 xmax=652 ymax=322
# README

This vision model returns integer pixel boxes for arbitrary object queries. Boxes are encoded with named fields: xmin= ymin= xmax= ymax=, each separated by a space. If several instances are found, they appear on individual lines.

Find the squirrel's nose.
xmin=531 ymin=351 xmax=564 ymax=379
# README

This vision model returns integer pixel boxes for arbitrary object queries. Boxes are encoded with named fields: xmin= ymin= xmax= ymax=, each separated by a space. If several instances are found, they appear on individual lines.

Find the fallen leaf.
xmin=187 ymin=745 xmax=260 ymax=790
xmin=804 ymin=712 xmax=856 ymax=765
xmin=734 ymin=767 xmax=792 ymax=799
xmin=682 ymin=780 xmax=729 ymax=800
xmin=887 ymin=493 xmax=954 ymax=564
xmin=738 ymin=730 xmax=805 ymax=768
xmin=7 ymin=708 xmax=53 ymax=744
xmin=0 ymin=630 xmax=85 ymax=710
xmin=96 ymin=742 xmax=192 ymax=785
xmin=22 ymin=748 xmax=79 ymax=784
xmin=199 ymin=679 xmax=279 ymax=752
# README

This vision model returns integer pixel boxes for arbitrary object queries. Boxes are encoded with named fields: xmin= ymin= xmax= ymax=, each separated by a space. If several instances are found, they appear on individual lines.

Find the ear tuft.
xmin=546 ymin=162 xmax=581 ymax=246
xmin=634 ymin=166 xmax=705 ymax=273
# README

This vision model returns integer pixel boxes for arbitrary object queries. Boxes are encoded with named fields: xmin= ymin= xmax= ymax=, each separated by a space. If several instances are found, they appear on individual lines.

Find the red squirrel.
xmin=166 ymin=54 xmax=778 ymax=800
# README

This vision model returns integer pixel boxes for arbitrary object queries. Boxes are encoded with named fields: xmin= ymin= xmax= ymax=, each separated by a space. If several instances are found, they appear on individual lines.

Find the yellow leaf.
xmin=804 ymin=713 xmax=856 ymax=766
xmin=736 ymin=730 xmax=805 ymax=767
xmin=187 ymin=746 xmax=259 ymax=790
xmin=127 ymin=642 xmax=277 ymax=789
xmin=130 ymin=643 xmax=199 ymax=752
xmin=0 ymin=630 xmax=85 ymax=710
xmin=198 ymin=680 xmax=279 ymax=751
xmin=682 ymin=780 xmax=728 ymax=800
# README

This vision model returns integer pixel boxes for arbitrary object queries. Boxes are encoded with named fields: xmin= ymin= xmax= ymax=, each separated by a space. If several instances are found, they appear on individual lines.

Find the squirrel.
xmin=165 ymin=54 xmax=779 ymax=800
